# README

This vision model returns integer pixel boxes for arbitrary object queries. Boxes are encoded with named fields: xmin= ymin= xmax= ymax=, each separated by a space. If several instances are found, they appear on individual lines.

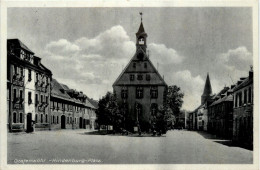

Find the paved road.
xmin=8 ymin=129 xmax=253 ymax=164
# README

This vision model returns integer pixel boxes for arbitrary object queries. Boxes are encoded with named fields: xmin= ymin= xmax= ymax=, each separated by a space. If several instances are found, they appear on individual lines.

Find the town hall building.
xmin=113 ymin=16 xmax=168 ymax=132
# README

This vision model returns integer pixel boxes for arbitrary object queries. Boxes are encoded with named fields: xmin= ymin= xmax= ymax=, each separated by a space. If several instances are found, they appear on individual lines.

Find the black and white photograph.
xmin=0 ymin=0 xmax=259 ymax=169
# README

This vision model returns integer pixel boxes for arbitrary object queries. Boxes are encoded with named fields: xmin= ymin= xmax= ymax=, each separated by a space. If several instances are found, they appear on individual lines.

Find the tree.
xmin=95 ymin=92 xmax=124 ymax=132
xmin=166 ymin=85 xmax=184 ymax=117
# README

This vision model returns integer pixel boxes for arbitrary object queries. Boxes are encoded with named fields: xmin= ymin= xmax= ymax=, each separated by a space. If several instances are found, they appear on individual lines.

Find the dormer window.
xmin=133 ymin=62 xmax=136 ymax=68
xmin=144 ymin=63 xmax=147 ymax=68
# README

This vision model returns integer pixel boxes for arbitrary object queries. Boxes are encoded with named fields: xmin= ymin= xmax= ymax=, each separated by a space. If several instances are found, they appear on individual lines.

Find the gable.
xmin=113 ymin=48 xmax=167 ymax=86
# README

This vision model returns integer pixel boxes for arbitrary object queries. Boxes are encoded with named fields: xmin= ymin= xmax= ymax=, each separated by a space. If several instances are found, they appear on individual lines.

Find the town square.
xmin=3 ymin=6 xmax=257 ymax=167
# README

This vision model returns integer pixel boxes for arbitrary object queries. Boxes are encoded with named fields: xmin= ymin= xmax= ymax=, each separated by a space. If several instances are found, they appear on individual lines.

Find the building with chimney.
xmin=7 ymin=39 xmax=52 ymax=132
xmin=232 ymin=68 xmax=253 ymax=149
xmin=113 ymin=16 xmax=167 ymax=132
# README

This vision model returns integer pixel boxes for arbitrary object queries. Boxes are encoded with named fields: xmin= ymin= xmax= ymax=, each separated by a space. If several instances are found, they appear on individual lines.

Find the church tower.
xmin=135 ymin=13 xmax=147 ymax=53
xmin=113 ymin=13 xmax=167 ymax=132
xmin=201 ymin=73 xmax=213 ymax=104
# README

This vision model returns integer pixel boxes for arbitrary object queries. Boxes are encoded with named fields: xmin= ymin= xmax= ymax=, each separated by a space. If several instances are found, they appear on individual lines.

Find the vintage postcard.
xmin=0 ymin=0 xmax=259 ymax=170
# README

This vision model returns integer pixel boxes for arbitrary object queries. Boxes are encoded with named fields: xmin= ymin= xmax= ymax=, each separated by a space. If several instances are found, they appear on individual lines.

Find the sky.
xmin=7 ymin=7 xmax=253 ymax=111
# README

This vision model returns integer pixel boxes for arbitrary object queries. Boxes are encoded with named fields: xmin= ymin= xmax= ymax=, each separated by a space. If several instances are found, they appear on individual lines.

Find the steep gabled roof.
xmin=113 ymin=48 xmax=167 ymax=86
xmin=202 ymin=73 xmax=212 ymax=97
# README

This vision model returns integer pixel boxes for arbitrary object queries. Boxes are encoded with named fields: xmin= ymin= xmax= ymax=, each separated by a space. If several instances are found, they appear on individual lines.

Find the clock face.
xmin=137 ymin=52 xmax=144 ymax=60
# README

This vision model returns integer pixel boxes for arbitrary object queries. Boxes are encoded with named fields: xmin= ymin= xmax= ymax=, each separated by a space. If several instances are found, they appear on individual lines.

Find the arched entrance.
xmin=26 ymin=113 xmax=33 ymax=132
xmin=61 ymin=115 xmax=66 ymax=129
xmin=79 ymin=117 xmax=83 ymax=128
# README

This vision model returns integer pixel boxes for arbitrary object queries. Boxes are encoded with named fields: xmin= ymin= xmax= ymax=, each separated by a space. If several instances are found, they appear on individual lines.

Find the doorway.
xmin=79 ymin=117 xmax=83 ymax=128
xmin=26 ymin=113 xmax=33 ymax=132
xmin=61 ymin=115 xmax=66 ymax=129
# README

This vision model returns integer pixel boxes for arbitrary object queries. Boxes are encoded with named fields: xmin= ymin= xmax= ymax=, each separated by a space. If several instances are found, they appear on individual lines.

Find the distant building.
xmin=208 ymin=86 xmax=233 ymax=139
xmin=113 ymin=18 xmax=167 ymax=132
xmin=7 ymin=39 xmax=52 ymax=132
xmin=50 ymin=79 xmax=97 ymax=130
xmin=189 ymin=73 xmax=214 ymax=131
xmin=232 ymin=69 xmax=253 ymax=148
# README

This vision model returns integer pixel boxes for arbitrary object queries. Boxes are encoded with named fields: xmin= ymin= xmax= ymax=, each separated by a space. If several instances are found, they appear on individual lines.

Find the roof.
xmin=233 ymin=75 xmax=253 ymax=92
xmin=202 ymin=73 xmax=212 ymax=97
xmin=51 ymin=79 xmax=73 ymax=101
xmin=88 ymin=98 xmax=99 ymax=109
xmin=113 ymin=48 xmax=167 ymax=86
xmin=8 ymin=39 xmax=34 ymax=54
xmin=136 ymin=22 xmax=145 ymax=35
xmin=210 ymin=94 xmax=233 ymax=107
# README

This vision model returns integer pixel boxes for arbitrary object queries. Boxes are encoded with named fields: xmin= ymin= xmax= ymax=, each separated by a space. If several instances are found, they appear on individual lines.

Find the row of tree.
xmin=95 ymin=85 xmax=184 ymax=134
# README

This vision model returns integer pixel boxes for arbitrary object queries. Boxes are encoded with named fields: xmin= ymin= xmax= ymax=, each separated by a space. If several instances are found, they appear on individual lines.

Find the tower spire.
xmin=136 ymin=12 xmax=147 ymax=52
xmin=201 ymin=73 xmax=213 ymax=104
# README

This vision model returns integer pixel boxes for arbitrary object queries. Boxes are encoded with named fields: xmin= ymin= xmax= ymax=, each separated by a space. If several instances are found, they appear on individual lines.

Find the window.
xmin=13 ymin=112 xmax=17 ymax=123
xmin=75 ymin=118 xmax=76 ymax=124
xmin=248 ymin=87 xmax=252 ymax=103
xmin=244 ymin=89 xmax=247 ymax=104
xmin=35 ymin=94 xmax=39 ymax=105
xmin=146 ymin=74 xmax=150 ymax=81
xmin=239 ymin=92 xmax=242 ymax=107
xmin=130 ymin=74 xmax=135 ymax=81
xmin=46 ymin=115 xmax=48 ymax=123
xmin=19 ymin=90 xmax=23 ymax=101
xmin=35 ymin=114 xmax=38 ymax=123
xmin=151 ymin=103 xmax=158 ymax=115
xmin=36 ymin=73 xmax=39 ymax=82
xmin=121 ymin=87 xmax=128 ymax=99
xmin=41 ymin=114 xmax=43 ymax=123
xmin=133 ymin=63 xmax=136 ymax=68
xmin=151 ymin=86 xmax=158 ymax=99
xmin=13 ymin=89 xmax=17 ymax=101
xmin=52 ymin=115 xmax=55 ymax=124
xmin=70 ymin=117 xmax=72 ymax=124
xmin=57 ymin=116 xmax=59 ymax=124
xmin=28 ymin=92 xmax=32 ymax=104
xmin=28 ymin=69 xmax=32 ymax=81
xmin=20 ymin=67 xmax=23 ymax=77
xmin=144 ymin=63 xmax=147 ymax=68
xmin=67 ymin=117 xmax=69 ymax=124
xmin=136 ymin=87 xmax=143 ymax=99
xmin=137 ymin=74 xmax=143 ymax=80
xmin=19 ymin=113 xmax=23 ymax=123
xmin=41 ymin=95 xmax=43 ymax=103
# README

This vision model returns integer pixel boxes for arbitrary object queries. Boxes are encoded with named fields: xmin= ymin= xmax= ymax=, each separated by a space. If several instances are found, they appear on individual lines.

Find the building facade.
xmin=232 ymin=69 xmax=253 ymax=148
xmin=50 ymin=79 xmax=97 ymax=130
xmin=208 ymin=86 xmax=233 ymax=139
xmin=7 ymin=39 xmax=97 ymax=132
xmin=7 ymin=39 xmax=52 ymax=132
xmin=113 ymin=19 xmax=168 ymax=132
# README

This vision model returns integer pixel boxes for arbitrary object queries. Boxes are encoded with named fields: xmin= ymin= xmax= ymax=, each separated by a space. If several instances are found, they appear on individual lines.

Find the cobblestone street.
xmin=8 ymin=129 xmax=253 ymax=164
